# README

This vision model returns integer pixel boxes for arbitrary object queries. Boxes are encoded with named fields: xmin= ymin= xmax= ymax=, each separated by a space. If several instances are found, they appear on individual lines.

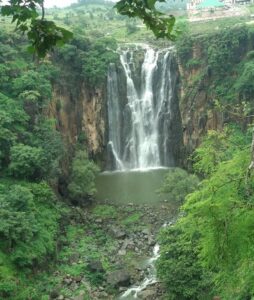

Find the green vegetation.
xmin=81 ymin=37 xmax=118 ymax=86
xmin=158 ymin=168 xmax=199 ymax=204
xmin=0 ymin=0 xmax=177 ymax=58
xmin=1 ymin=1 xmax=254 ymax=299
xmin=157 ymin=126 xmax=254 ymax=299
xmin=0 ymin=10 xmax=101 ymax=299
xmin=68 ymin=150 xmax=99 ymax=204
xmin=92 ymin=205 xmax=118 ymax=219
xmin=1 ymin=0 xmax=73 ymax=57
xmin=121 ymin=212 xmax=142 ymax=226
xmin=157 ymin=226 xmax=212 ymax=300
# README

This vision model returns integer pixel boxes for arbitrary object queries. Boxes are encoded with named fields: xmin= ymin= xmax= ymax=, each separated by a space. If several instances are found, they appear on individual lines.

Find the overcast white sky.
xmin=44 ymin=0 xmax=77 ymax=8
xmin=1 ymin=0 xmax=117 ymax=8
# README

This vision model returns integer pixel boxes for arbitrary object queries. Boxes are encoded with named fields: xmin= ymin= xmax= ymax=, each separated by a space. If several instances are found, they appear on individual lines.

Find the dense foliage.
xmin=157 ymin=226 xmax=211 ymax=300
xmin=0 ymin=19 xmax=99 ymax=299
xmin=0 ymin=0 xmax=176 ymax=57
xmin=68 ymin=150 xmax=99 ymax=204
xmin=177 ymin=25 xmax=254 ymax=118
xmin=158 ymin=168 xmax=199 ymax=204
xmin=115 ymin=0 xmax=176 ymax=40
xmin=157 ymin=127 xmax=254 ymax=299
xmin=1 ymin=0 xmax=73 ymax=57
xmin=1 ymin=2 xmax=254 ymax=299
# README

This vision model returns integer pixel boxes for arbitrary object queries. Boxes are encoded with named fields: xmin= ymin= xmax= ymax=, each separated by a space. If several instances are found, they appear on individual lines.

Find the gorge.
xmin=1 ymin=3 xmax=254 ymax=298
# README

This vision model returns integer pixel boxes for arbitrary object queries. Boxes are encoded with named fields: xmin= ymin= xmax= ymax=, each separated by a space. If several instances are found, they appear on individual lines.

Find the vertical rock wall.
xmin=48 ymin=82 xmax=107 ymax=165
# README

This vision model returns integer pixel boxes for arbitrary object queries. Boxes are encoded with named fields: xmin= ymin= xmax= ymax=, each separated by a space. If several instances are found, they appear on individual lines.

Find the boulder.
xmin=107 ymin=270 xmax=131 ymax=287
xmin=87 ymin=259 xmax=104 ymax=273
xmin=50 ymin=290 xmax=59 ymax=299
xmin=72 ymin=291 xmax=86 ymax=300
xmin=109 ymin=226 xmax=126 ymax=239
xmin=139 ymin=288 xmax=157 ymax=299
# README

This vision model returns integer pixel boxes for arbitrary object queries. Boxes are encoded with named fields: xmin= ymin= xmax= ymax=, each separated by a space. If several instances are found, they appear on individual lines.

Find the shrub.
xmin=92 ymin=205 xmax=117 ymax=219
xmin=8 ymin=144 xmax=46 ymax=180
xmin=0 ymin=182 xmax=62 ymax=267
xmin=68 ymin=150 xmax=99 ymax=204
xmin=158 ymin=168 xmax=199 ymax=204
xmin=157 ymin=225 xmax=212 ymax=300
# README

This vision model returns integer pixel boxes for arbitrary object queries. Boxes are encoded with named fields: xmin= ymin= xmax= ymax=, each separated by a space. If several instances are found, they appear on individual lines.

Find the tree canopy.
xmin=0 ymin=0 xmax=175 ymax=57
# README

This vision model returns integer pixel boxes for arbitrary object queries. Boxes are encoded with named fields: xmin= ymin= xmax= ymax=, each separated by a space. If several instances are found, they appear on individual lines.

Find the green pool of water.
xmin=95 ymin=168 xmax=170 ymax=205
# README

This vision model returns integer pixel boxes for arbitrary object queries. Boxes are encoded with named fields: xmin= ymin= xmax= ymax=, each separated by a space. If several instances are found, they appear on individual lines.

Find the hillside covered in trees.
xmin=0 ymin=1 xmax=254 ymax=299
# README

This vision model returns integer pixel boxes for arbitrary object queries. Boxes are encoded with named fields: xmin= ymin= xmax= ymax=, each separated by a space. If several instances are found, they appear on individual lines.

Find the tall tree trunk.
xmin=248 ymin=130 xmax=254 ymax=176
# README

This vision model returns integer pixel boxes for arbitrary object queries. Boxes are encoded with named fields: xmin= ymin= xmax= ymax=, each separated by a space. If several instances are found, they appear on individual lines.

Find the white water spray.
xmin=107 ymin=45 xmax=176 ymax=171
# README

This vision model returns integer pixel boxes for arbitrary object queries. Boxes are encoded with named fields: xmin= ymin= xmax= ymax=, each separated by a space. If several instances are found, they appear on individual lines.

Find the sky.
xmin=1 ymin=0 xmax=117 ymax=8
xmin=44 ymin=0 xmax=78 ymax=8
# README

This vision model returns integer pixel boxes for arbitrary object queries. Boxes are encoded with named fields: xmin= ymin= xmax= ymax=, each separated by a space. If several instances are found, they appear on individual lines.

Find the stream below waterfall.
xmin=95 ymin=169 xmax=175 ymax=299
xmin=118 ymin=221 xmax=173 ymax=300
xmin=118 ymin=243 xmax=160 ymax=299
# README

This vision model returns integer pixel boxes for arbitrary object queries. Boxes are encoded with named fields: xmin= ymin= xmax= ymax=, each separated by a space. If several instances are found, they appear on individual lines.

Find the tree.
xmin=0 ymin=182 xmax=62 ymax=267
xmin=158 ymin=168 xmax=199 ymax=204
xmin=68 ymin=150 xmax=99 ymax=204
xmin=1 ymin=0 xmax=73 ymax=57
xmin=115 ymin=0 xmax=176 ymax=39
xmin=0 ymin=93 xmax=28 ymax=169
xmin=0 ymin=0 xmax=175 ymax=57
xmin=157 ymin=226 xmax=211 ymax=300
xmin=8 ymin=144 xmax=46 ymax=180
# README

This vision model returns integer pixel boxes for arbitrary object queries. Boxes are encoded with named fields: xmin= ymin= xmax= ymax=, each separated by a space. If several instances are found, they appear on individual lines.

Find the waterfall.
xmin=107 ymin=45 xmax=178 ymax=171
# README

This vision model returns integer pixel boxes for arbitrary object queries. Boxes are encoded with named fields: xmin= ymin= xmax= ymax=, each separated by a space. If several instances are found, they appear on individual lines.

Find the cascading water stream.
xmin=119 ymin=244 xmax=160 ymax=299
xmin=118 ymin=221 xmax=173 ymax=300
xmin=107 ymin=44 xmax=177 ymax=171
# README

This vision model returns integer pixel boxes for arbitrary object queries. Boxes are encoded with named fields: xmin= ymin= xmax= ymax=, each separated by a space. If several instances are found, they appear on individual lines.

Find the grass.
xmin=121 ymin=212 xmax=142 ymax=226
xmin=92 ymin=204 xmax=118 ymax=219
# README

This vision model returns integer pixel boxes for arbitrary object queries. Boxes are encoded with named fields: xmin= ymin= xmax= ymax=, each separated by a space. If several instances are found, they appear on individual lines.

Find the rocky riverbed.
xmin=47 ymin=200 xmax=177 ymax=300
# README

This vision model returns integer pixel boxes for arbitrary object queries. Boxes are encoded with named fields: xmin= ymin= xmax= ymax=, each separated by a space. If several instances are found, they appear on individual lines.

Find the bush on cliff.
xmin=68 ymin=150 xmax=99 ymax=204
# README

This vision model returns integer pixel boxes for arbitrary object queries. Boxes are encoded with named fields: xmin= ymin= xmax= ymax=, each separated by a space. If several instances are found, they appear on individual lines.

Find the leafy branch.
xmin=1 ymin=0 xmax=73 ymax=57
xmin=0 ymin=0 xmax=177 ymax=57
xmin=115 ymin=0 xmax=176 ymax=40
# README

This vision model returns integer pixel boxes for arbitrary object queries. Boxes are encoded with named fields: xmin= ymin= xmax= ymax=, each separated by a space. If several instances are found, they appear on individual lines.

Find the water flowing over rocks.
xmin=107 ymin=44 xmax=183 ymax=171
xmin=48 ymin=202 xmax=177 ymax=300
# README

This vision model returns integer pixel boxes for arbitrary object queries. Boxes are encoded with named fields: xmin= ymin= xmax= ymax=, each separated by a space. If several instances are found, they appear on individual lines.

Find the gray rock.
xmin=87 ymin=259 xmax=104 ymax=273
xmin=50 ymin=290 xmax=59 ymax=299
xmin=99 ymin=291 xmax=108 ymax=298
xmin=74 ymin=276 xmax=82 ymax=283
xmin=139 ymin=288 xmax=157 ymax=299
xmin=109 ymin=226 xmax=126 ymax=239
xmin=122 ymin=239 xmax=135 ymax=250
xmin=148 ymin=237 xmax=156 ymax=246
xmin=72 ymin=290 xmax=86 ymax=300
xmin=142 ymin=228 xmax=150 ymax=235
xmin=63 ymin=278 xmax=72 ymax=285
xmin=107 ymin=270 xmax=131 ymax=287
xmin=118 ymin=249 xmax=127 ymax=256
xmin=72 ymin=295 xmax=83 ymax=300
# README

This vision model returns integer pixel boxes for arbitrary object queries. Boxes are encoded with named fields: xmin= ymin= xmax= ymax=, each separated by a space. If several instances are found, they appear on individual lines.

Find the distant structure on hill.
xmin=157 ymin=0 xmax=187 ymax=11
xmin=186 ymin=0 xmax=252 ymax=21
xmin=187 ymin=0 xmax=253 ymax=10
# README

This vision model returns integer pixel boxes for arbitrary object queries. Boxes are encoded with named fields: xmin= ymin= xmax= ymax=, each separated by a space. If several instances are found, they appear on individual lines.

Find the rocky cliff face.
xmin=49 ymin=27 xmax=254 ymax=169
xmin=48 ymin=82 xmax=107 ymax=164
xmin=178 ymin=26 xmax=254 ymax=159
xmin=178 ymin=61 xmax=224 ymax=158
